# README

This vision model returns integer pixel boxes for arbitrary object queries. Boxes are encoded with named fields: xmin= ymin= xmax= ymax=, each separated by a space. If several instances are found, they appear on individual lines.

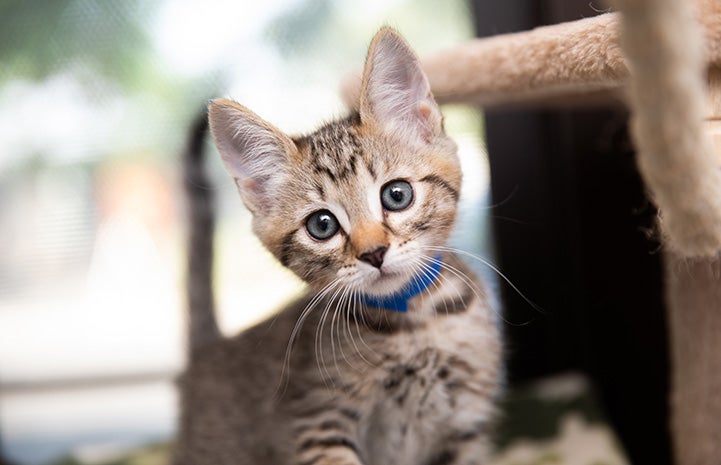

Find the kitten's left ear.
xmin=359 ymin=28 xmax=442 ymax=144
xmin=208 ymin=98 xmax=296 ymax=213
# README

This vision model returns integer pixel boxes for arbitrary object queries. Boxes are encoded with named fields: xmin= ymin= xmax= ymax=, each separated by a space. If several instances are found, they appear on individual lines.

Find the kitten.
xmin=175 ymin=28 xmax=502 ymax=465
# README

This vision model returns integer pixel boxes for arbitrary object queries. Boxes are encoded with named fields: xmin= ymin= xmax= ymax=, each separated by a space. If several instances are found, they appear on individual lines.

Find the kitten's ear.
xmin=208 ymin=98 xmax=296 ymax=213
xmin=359 ymin=28 xmax=442 ymax=144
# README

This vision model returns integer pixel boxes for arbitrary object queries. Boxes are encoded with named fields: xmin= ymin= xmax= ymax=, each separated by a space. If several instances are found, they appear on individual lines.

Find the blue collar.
xmin=362 ymin=255 xmax=443 ymax=313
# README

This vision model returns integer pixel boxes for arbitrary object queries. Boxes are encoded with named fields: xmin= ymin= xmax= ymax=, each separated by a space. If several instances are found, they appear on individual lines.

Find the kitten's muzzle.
xmin=358 ymin=246 xmax=388 ymax=269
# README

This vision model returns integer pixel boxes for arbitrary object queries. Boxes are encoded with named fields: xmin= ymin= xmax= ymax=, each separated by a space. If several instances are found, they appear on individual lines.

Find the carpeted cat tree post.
xmin=618 ymin=1 xmax=721 ymax=463
xmin=341 ymin=1 xmax=721 ymax=463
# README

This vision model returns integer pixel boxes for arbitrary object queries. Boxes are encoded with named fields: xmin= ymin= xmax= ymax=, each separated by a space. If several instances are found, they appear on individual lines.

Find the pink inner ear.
xmin=417 ymin=102 xmax=434 ymax=143
xmin=239 ymin=177 xmax=266 ymax=205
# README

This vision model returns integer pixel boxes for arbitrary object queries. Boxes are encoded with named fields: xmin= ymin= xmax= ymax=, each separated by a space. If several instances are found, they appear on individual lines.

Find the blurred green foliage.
xmin=0 ymin=0 xmax=155 ymax=89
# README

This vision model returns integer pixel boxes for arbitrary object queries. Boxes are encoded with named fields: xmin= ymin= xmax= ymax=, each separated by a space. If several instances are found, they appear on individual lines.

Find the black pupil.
xmin=317 ymin=214 xmax=331 ymax=231
xmin=391 ymin=187 xmax=405 ymax=202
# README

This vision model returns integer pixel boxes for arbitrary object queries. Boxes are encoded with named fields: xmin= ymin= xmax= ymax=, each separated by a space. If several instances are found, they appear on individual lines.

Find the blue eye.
xmin=306 ymin=210 xmax=340 ymax=240
xmin=381 ymin=180 xmax=414 ymax=211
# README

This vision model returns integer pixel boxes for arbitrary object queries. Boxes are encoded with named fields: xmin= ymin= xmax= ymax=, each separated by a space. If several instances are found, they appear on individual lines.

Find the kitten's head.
xmin=209 ymin=28 xmax=461 ymax=297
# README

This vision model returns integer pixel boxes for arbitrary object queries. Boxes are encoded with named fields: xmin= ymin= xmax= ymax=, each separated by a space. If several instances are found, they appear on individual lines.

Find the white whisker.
xmin=424 ymin=245 xmax=545 ymax=314
xmin=276 ymin=279 xmax=342 ymax=397
xmin=317 ymin=283 xmax=347 ymax=387
xmin=346 ymin=288 xmax=378 ymax=368
xmin=413 ymin=257 xmax=457 ymax=317
xmin=334 ymin=286 xmax=360 ymax=373
xmin=422 ymin=251 xmax=535 ymax=327
xmin=408 ymin=257 xmax=445 ymax=317
xmin=352 ymin=290 xmax=383 ymax=365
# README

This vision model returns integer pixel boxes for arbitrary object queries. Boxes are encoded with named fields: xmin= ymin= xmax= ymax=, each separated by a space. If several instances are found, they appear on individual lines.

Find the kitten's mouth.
xmin=376 ymin=266 xmax=407 ymax=281
xmin=366 ymin=268 xmax=413 ymax=295
xmin=378 ymin=268 xmax=398 ymax=277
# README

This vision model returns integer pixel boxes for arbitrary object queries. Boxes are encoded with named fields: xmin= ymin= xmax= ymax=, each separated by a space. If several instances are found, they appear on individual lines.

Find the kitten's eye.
xmin=381 ymin=180 xmax=414 ymax=211
xmin=306 ymin=210 xmax=340 ymax=240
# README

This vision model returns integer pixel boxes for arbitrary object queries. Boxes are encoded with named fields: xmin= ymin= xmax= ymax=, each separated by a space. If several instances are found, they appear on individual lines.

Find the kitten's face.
xmin=210 ymin=28 xmax=460 ymax=297
xmin=264 ymin=118 xmax=460 ymax=296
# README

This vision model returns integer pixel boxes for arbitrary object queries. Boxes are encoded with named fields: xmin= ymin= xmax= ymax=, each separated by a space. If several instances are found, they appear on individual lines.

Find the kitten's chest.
xmin=357 ymin=313 xmax=499 ymax=465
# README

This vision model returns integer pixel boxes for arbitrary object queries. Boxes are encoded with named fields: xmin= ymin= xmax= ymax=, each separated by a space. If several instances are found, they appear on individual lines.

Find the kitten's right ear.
xmin=208 ymin=99 xmax=296 ymax=213
xmin=359 ymin=28 xmax=442 ymax=145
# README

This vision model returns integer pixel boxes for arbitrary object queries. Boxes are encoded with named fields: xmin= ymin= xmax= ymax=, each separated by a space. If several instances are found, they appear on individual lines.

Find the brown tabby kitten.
xmin=175 ymin=28 xmax=501 ymax=465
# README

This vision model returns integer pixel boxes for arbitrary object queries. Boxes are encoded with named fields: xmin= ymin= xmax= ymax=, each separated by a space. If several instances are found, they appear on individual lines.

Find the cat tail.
xmin=183 ymin=108 xmax=221 ymax=353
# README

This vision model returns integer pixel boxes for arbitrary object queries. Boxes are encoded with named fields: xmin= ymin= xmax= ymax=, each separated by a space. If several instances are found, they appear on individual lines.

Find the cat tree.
xmin=342 ymin=0 xmax=721 ymax=463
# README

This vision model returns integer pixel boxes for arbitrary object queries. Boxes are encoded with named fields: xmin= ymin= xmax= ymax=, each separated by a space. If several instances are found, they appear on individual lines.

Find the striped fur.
xmin=175 ymin=28 xmax=501 ymax=465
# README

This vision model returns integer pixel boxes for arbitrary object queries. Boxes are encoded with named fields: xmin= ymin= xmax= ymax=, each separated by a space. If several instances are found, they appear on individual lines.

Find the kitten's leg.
xmin=292 ymin=415 xmax=366 ymax=465
xmin=295 ymin=437 xmax=365 ymax=465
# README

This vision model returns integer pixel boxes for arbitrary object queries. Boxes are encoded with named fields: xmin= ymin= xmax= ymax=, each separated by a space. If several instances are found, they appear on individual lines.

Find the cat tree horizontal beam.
xmin=398 ymin=12 xmax=627 ymax=108
xmin=341 ymin=2 xmax=721 ymax=110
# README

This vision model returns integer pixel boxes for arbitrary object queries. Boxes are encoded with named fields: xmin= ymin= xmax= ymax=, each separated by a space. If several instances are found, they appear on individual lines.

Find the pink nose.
xmin=358 ymin=246 xmax=387 ymax=269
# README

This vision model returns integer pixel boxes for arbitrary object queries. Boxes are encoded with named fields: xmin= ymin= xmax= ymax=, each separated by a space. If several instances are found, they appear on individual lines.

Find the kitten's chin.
xmin=362 ymin=270 xmax=413 ymax=297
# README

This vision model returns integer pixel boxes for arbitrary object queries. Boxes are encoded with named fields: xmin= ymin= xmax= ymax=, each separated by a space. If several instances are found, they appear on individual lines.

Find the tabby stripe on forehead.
xmin=365 ymin=160 xmax=377 ymax=180
xmin=307 ymin=123 xmax=363 ymax=183
xmin=314 ymin=182 xmax=325 ymax=199
xmin=420 ymin=174 xmax=459 ymax=200
xmin=312 ymin=165 xmax=336 ymax=181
